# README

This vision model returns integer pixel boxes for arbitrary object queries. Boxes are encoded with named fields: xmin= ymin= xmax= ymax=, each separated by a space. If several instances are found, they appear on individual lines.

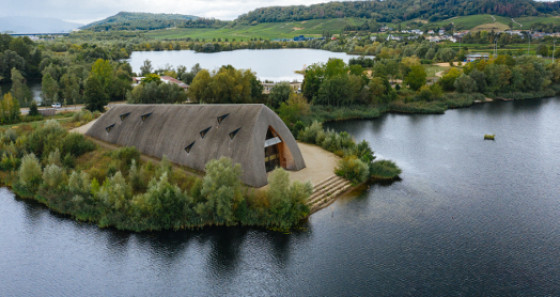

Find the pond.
xmin=1 ymin=98 xmax=560 ymax=296
xmin=127 ymin=48 xmax=363 ymax=81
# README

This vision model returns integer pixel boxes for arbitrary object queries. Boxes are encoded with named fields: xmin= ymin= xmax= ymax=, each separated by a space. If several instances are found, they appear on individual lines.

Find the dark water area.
xmin=1 ymin=98 xmax=560 ymax=296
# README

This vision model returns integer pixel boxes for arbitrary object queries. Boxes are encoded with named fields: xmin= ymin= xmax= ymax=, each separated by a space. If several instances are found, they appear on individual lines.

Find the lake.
xmin=0 ymin=49 xmax=362 ymax=106
xmin=2 ymin=98 xmax=560 ymax=296
xmin=127 ymin=49 xmax=363 ymax=81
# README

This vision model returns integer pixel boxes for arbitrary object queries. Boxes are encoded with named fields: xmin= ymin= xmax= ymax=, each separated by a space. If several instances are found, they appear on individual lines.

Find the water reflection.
xmin=3 ymin=98 xmax=560 ymax=296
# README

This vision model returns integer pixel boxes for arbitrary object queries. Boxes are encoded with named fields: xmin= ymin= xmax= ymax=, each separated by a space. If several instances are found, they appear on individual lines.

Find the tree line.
xmin=236 ymin=0 xmax=560 ymax=25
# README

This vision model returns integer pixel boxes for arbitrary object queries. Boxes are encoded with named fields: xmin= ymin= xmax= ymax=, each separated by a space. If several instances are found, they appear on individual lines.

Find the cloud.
xmin=3 ymin=0 xmax=342 ymax=22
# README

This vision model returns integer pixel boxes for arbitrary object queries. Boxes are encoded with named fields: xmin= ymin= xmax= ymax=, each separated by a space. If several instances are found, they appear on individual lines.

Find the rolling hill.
xmin=236 ymin=0 xmax=560 ymax=24
xmin=81 ymin=12 xmax=199 ymax=31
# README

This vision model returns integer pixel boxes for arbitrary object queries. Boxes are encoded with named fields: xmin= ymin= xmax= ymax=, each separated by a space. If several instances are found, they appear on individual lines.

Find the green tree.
xmin=315 ymin=76 xmax=351 ymax=106
xmin=278 ymin=93 xmax=310 ymax=125
xmin=438 ymin=68 xmax=462 ymax=91
xmin=369 ymin=77 xmax=388 ymax=105
xmin=187 ymin=69 xmax=212 ymax=103
xmin=84 ymin=59 xmax=114 ymax=111
xmin=268 ymin=82 xmax=292 ymax=108
xmin=60 ymin=73 xmax=81 ymax=107
xmin=28 ymin=100 xmax=39 ymax=116
xmin=10 ymin=68 xmax=32 ymax=106
xmin=0 ymin=50 xmax=25 ymax=79
xmin=454 ymin=74 xmax=477 ymax=93
xmin=266 ymin=168 xmax=311 ymax=229
xmin=199 ymin=157 xmax=243 ymax=225
xmin=141 ymin=73 xmax=161 ymax=84
xmin=41 ymin=73 xmax=59 ymax=106
xmin=84 ymin=76 xmax=108 ymax=112
xmin=186 ymin=66 xmax=259 ymax=104
xmin=140 ymin=59 xmax=153 ymax=76
xmin=18 ymin=153 xmax=42 ymax=192
xmin=536 ymin=44 xmax=549 ymax=57
xmin=0 ymin=93 xmax=21 ymax=124
xmin=405 ymin=65 xmax=427 ymax=91
xmin=302 ymin=63 xmax=325 ymax=101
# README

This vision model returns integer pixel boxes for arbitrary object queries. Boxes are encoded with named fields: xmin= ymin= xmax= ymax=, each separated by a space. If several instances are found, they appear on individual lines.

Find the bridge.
xmin=7 ymin=32 xmax=70 ymax=37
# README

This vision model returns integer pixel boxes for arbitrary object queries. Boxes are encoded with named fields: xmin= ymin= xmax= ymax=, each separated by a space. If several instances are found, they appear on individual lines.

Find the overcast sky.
xmin=2 ymin=0 xmax=348 ymax=24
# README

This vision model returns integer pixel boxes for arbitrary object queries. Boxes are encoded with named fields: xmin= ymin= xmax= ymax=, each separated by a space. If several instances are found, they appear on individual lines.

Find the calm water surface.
xmin=127 ymin=49 xmax=362 ymax=81
xmin=2 ymin=98 xmax=560 ymax=296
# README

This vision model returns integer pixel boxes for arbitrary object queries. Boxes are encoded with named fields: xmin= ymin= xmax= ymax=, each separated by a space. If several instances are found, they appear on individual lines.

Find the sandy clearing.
xmin=284 ymin=142 xmax=340 ymax=187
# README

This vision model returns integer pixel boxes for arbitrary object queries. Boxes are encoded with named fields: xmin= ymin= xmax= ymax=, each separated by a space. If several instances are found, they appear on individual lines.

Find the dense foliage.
xmin=187 ymin=65 xmax=263 ymax=103
xmin=0 ymin=119 xmax=312 ymax=232
xmin=237 ymin=0 xmax=560 ymax=24
xmin=81 ymin=12 xmax=200 ymax=31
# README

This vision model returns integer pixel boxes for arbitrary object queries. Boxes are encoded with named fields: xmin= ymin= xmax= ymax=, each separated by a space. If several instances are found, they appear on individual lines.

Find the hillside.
xmin=81 ymin=12 xmax=200 ymax=31
xmin=236 ymin=0 xmax=560 ymax=24
xmin=0 ymin=16 xmax=80 ymax=33
xmin=144 ymin=18 xmax=364 ymax=40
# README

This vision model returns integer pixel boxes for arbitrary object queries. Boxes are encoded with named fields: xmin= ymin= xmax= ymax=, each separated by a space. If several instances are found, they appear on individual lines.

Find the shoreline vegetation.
xmin=0 ymin=110 xmax=400 ymax=232
xmin=2 ymin=23 xmax=559 ymax=232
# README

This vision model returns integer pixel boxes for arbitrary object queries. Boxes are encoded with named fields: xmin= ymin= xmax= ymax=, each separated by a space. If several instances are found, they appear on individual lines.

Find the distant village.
xmin=282 ymin=27 xmax=560 ymax=44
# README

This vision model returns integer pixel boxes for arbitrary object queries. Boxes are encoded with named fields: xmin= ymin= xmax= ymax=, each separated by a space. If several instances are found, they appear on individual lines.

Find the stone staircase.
xmin=308 ymin=175 xmax=353 ymax=213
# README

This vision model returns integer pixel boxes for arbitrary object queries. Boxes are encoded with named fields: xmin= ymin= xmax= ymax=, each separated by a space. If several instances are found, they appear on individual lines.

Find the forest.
xmin=236 ymin=0 xmax=560 ymax=24
xmin=81 ymin=12 xmax=202 ymax=31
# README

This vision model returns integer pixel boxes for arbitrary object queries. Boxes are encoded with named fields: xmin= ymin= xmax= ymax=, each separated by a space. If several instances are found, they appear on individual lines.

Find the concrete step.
xmin=310 ymin=183 xmax=353 ymax=212
xmin=309 ymin=177 xmax=350 ymax=204
xmin=307 ymin=174 xmax=354 ymax=213
xmin=312 ymin=175 xmax=339 ymax=191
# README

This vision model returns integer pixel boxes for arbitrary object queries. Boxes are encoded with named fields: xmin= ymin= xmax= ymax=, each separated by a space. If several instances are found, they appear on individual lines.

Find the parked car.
xmin=52 ymin=103 xmax=62 ymax=108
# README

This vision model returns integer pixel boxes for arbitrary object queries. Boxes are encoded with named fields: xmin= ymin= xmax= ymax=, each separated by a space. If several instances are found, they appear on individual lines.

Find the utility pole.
xmin=553 ymin=39 xmax=556 ymax=63
xmin=527 ymin=29 xmax=531 ymax=55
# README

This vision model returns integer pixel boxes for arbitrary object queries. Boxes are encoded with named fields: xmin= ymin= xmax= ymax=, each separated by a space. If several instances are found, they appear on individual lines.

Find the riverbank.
xmin=306 ymin=91 xmax=559 ymax=124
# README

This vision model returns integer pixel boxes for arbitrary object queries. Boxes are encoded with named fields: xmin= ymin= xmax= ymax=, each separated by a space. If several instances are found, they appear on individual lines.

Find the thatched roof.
xmin=86 ymin=104 xmax=305 ymax=187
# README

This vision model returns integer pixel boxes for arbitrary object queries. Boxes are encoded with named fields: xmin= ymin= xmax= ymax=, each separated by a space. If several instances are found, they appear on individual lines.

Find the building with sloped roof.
xmin=86 ymin=104 xmax=306 ymax=187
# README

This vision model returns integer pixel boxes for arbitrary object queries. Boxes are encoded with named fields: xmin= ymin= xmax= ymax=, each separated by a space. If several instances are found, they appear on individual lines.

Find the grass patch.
xmin=308 ymin=105 xmax=383 ymax=122
xmin=389 ymin=100 xmax=447 ymax=114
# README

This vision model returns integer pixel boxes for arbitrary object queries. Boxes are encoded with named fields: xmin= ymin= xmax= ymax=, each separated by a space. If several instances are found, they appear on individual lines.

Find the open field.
xmin=424 ymin=14 xmax=554 ymax=31
xmin=144 ymin=18 xmax=365 ymax=41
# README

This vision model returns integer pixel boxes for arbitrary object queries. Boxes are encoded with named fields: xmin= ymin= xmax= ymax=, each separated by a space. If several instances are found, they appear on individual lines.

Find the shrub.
xmin=62 ymin=133 xmax=95 ymax=157
xmin=297 ymin=120 xmax=324 ymax=144
xmin=320 ymin=130 xmax=354 ymax=156
xmin=267 ymin=168 xmax=311 ymax=230
xmin=46 ymin=148 xmax=61 ymax=166
xmin=68 ymin=170 xmax=91 ymax=195
xmin=199 ymin=157 xmax=243 ymax=225
xmin=0 ymin=153 xmax=19 ymax=171
xmin=18 ymin=153 xmax=42 ymax=192
xmin=370 ymin=160 xmax=402 ymax=180
xmin=2 ymin=129 xmax=17 ymax=143
xmin=62 ymin=153 xmax=76 ymax=168
xmin=42 ymin=163 xmax=66 ymax=191
xmin=29 ymin=101 xmax=40 ymax=116
xmin=96 ymin=171 xmax=130 ymax=210
xmin=111 ymin=146 xmax=140 ymax=173
xmin=71 ymin=110 xmax=94 ymax=123
xmin=335 ymin=155 xmax=369 ymax=184
xmin=142 ymin=172 xmax=189 ymax=229
xmin=26 ymin=120 xmax=66 ymax=158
